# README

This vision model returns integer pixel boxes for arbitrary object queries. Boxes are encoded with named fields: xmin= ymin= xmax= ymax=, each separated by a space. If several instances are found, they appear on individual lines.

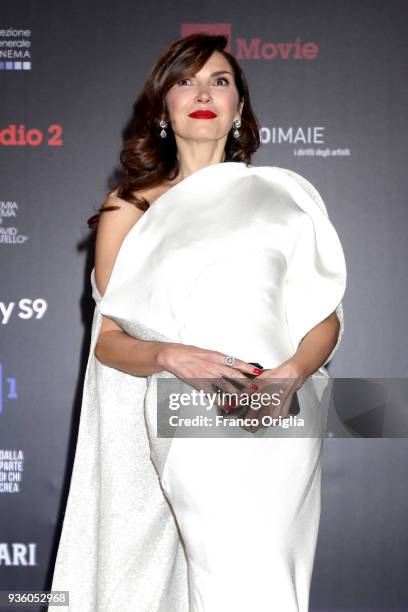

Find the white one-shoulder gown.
xmin=49 ymin=162 xmax=347 ymax=612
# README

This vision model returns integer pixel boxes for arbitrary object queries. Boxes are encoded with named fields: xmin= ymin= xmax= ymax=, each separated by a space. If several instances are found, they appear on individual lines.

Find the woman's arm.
xmin=283 ymin=311 xmax=340 ymax=384
xmin=95 ymin=330 xmax=171 ymax=377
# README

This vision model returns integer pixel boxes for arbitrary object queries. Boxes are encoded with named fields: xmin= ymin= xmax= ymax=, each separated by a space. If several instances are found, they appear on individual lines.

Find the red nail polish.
xmin=253 ymin=368 xmax=263 ymax=375
xmin=230 ymin=399 xmax=237 ymax=407
xmin=251 ymin=384 xmax=259 ymax=391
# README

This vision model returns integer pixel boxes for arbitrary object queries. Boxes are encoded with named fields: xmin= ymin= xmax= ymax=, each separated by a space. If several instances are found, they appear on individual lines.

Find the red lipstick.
xmin=188 ymin=110 xmax=217 ymax=119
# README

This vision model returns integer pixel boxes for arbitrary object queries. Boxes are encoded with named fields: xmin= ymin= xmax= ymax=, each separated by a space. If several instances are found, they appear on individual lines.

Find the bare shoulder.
xmin=94 ymin=184 xmax=169 ymax=299
xmin=94 ymin=183 xmax=174 ymax=337
xmin=94 ymin=190 xmax=140 ymax=297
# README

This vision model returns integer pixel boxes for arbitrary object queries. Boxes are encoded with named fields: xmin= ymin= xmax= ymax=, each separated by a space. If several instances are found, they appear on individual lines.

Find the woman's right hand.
xmin=157 ymin=341 xmax=262 ymax=411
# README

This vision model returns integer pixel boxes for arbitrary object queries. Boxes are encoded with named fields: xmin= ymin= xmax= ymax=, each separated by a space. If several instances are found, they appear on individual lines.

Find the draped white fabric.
xmin=49 ymin=162 xmax=346 ymax=611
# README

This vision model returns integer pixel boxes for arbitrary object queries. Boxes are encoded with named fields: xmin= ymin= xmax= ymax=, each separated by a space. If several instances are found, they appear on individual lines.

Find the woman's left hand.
xmin=233 ymin=360 xmax=306 ymax=433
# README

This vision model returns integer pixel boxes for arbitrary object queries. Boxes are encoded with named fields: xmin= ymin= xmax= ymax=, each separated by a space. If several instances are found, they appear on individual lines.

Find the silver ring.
xmin=224 ymin=355 xmax=236 ymax=367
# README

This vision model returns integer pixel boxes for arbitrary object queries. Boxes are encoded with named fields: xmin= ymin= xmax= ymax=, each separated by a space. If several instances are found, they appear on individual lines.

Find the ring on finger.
xmin=224 ymin=355 xmax=236 ymax=367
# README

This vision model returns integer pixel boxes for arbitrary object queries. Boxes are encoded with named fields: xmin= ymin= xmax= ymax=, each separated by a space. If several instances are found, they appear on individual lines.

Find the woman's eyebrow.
xmin=210 ymin=70 xmax=233 ymax=76
xmin=183 ymin=70 xmax=232 ymax=79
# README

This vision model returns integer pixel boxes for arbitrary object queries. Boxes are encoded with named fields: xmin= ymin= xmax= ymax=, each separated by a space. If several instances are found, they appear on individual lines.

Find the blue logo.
xmin=0 ymin=363 xmax=17 ymax=414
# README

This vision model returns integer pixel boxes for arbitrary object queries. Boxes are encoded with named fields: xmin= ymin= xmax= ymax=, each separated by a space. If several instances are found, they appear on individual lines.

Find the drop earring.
xmin=159 ymin=119 xmax=168 ymax=139
xmin=232 ymin=119 xmax=241 ymax=139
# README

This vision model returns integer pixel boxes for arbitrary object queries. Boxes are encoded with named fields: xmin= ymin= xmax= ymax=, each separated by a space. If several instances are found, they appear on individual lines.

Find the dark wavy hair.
xmin=87 ymin=32 xmax=261 ymax=229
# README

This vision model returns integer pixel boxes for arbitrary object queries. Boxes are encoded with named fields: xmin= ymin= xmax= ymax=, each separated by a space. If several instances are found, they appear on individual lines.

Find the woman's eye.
xmin=177 ymin=77 xmax=229 ymax=86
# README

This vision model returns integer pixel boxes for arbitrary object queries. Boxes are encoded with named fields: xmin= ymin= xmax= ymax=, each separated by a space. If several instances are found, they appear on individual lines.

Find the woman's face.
xmin=164 ymin=51 xmax=243 ymax=144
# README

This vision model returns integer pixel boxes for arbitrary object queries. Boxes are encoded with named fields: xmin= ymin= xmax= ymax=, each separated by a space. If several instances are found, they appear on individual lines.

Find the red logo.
xmin=0 ymin=124 xmax=63 ymax=146
xmin=180 ymin=24 xmax=318 ymax=60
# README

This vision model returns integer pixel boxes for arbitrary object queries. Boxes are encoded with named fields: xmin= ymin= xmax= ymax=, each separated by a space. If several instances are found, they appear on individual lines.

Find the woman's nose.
xmin=195 ymin=87 xmax=211 ymax=102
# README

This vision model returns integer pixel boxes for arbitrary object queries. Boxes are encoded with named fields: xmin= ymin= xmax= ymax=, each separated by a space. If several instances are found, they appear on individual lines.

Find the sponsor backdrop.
xmin=1 ymin=1 xmax=407 ymax=610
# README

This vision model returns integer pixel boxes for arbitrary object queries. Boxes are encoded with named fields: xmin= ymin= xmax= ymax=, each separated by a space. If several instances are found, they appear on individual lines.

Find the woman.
xmin=50 ymin=33 xmax=346 ymax=611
